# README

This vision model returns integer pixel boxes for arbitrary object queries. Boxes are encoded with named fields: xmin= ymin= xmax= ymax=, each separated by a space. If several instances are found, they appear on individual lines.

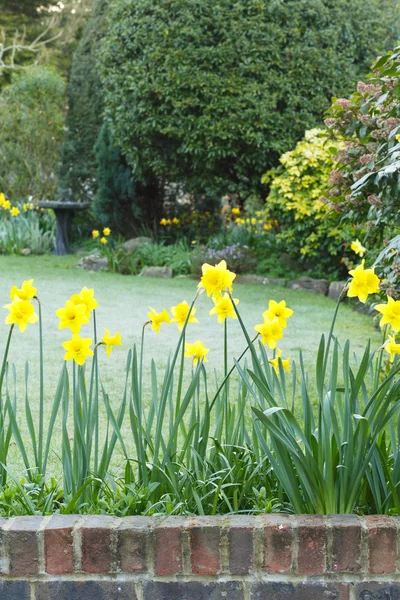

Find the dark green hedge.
xmin=99 ymin=0 xmax=399 ymax=200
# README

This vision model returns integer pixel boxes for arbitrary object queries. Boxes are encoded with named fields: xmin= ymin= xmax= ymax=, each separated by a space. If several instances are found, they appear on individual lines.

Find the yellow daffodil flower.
xmin=92 ymin=230 xmax=99 ymax=238
xmin=101 ymin=328 xmax=122 ymax=356
xmin=263 ymin=300 xmax=294 ymax=328
xmin=384 ymin=335 xmax=400 ymax=363
xmin=184 ymin=340 xmax=210 ymax=365
xmin=3 ymin=200 xmax=11 ymax=210
xmin=0 ymin=193 xmax=5 ymax=207
xmin=375 ymin=296 xmax=400 ymax=332
xmin=23 ymin=203 xmax=28 ymax=212
xmin=350 ymin=239 xmax=367 ymax=257
xmin=159 ymin=218 xmax=168 ymax=226
xmin=209 ymin=293 xmax=239 ymax=324
xmin=10 ymin=279 xmax=37 ymax=301
xmin=148 ymin=307 xmax=171 ymax=334
xmin=251 ymin=217 xmax=257 ymax=225
xmin=198 ymin=260 xmax=236 ymax=299
xmin=103 ymin=227 xmax=111 ymax=236
xmin=254 ymin=318 xmax=283 ymax=350
xmin=263 ymin=223 xmax=272 ymax=231
xmin=62 ymin=333 xmax=94 ymax=366
xmin=269 ymin=348 xmax=291 ymax=374
xmin=231 ymin=207 xmax=240 ymax=215
xmin=10 ymin=207 xmax=20 ymax=217
xmin=56 ymin=300 xmax=89 ymax=333
xmin=347 ymin=260 xmax=380 ymax=304
xmin=171 ymin=301 xmax=199 ymax=331
xmin=100 ymin=237 xmax=107 ymax=245
xmin=3 ymin=297 xmax=39 ymax=332
xmin=172 ymin=217 xmax=180 ymax=225
xmin=70 ymin=287 xmax=98 ymax=318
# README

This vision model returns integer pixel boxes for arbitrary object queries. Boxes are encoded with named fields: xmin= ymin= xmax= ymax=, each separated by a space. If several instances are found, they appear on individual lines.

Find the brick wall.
xmin=0 ymin=515 xmax=399 ymax=599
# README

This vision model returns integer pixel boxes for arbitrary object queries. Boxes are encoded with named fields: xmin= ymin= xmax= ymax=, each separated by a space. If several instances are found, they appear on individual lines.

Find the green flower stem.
xmin=0 ymin=325 xmax=14 ymax=405
xmin=93 ymin=310 xmax=99 ymax=472
xmin=224 ymin=318 xmax=228 ymax=442
xmin=36 ymin=298 xmax=44 ymax=474
xmin=175 ymin=330 xmax=185 ymax=420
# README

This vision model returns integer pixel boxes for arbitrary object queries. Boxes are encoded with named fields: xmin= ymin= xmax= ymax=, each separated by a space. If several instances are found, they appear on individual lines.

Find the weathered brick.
xmin=117 ymin=517 xmax=150 ymax=572
xmin=81 ymin=516 xmax=116 ymax=574
xmin=263 ymin=514 xmax=293 ymax=573
xmin=45 ymin=515 xmax=80 ymax=575
xmin=251 ymin=582 xmax=349 ymax=599
xmin=190 ymin=519 xmax=221 ymax=576
xmin=329 ymin=515 xmax=362 ymax=573
xmin=7 ymin=516 xmax=42 ymax=575
xmin=143 ymin=581 xmax=244 ymax=600
xmin=35 ymin=581 xmax=137 ymax=600
xmin=228 ymin=516 xmax=254 ymax=575
xmin=365 ymin=515 xmax=397 ymax=574
xmin=0 ymin=581 xmax=30 ymax=600
xmin=354 ymin=583 xmax=400 ymax=599
xmin=154 ymin=518 xmax=184 ymax=576
xmin=297 ymin=515 xmax=326 ymax=575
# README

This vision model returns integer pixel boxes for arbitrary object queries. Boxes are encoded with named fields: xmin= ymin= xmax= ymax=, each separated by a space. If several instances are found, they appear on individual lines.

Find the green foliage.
xmin=93 ymin=123 xmax=138 ymax=237
xmin=0 ymin=66 xmax=66 ymax=202
xmin=115 ymin=240 xmax=192 ymax=276
xmin=0 ymin=208 xmax=55 ymax=255
xmin=99 ymin=0 xmax=399 ymax=200
xmin=263 ymin=129 xmax=357 ymax=275
xmin=58 ymin=0 xmax=107 ymax=200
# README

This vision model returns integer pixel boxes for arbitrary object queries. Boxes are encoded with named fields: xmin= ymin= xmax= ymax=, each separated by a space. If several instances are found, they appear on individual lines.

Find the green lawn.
xmin=0 ymin=254 xmax=381 ymax=473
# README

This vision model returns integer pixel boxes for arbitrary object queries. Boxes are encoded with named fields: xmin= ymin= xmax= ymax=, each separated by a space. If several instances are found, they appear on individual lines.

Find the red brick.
xmin=228 ymin=516 xmax=254 ymax=575
xmin=81 ymin=516 xmax=116 ymax=574
xmin=7 ymin=516 xmax=42 ymax=575
xmin=263 ymin=514 xmax=293 ymax=573
xmin=365 ymin=515 xmax=397 ymax=574
xmin=117 ymin=517 xmax=150 ymax=573
xmin=45 ymin=515 xmax=79 ymax=575
xmin=190 ymin=522 xmax=221 ymax=576
xmin=297 ymin=515 xmax=326 ymax=575
xmin=154 ymin=520 xmax=183 ymax=576
xmin=329 ymin=515 xmax=362 ymax=573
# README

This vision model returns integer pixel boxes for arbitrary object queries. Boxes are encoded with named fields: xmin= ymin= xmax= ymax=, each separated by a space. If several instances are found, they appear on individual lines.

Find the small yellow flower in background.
xmin=3 ymin=297 xmax=39 ymax=332
xmin=23 ymin=203 xmax=28 ymax=212
xmin=10 ymin=207 xmax=20 ymax=217
xmin=92 ymin=230 xmax=100 ymax=239
xmin=100 ymin=237 xmax=107 ymax=245
xmin=199 ymin=260 xmax=236 ymax=299
xmin=160 ymin=218 xmax=168 ymax=226
xmin=263 ymin=223 xmax=272 ymax=231
xmin=171 ymin=301 xmax=199 ymax=331
xmin=28 ymin=203 xmax=34 ymax=210
xmin=70 ymin=287 xmax=98 ymax=318
xmin=10 ymin=279 xmax=37 ymax=301
xmin=172 ymin=217 xmax=180 ymax=225
xmin=0 ymin=193 xmax=5 ymax=207
xmin=56 ymin=300 xmax=89 ymax=333
xmin=263 ymin=300 xmax=294 ymax=328
xmin=103 ymin=227 xmax=111 ymax=236
xmin=396 ymin=134 xmax=400 ymax=143
xmin=375 ymin=296 xmax=400 ymax=332
xmin=269 ymin=349 xmax=291 ymax=374
xmin=148 ymin=307 xmax=171 ymax=334
xmin=209 ymin=293 xmax=239 ymax=324
xmin=351 ymin=239 xmax=367 ymax=257
xmin=231 ymin=207 xmax=240 ymax=215
xmin=62 ymin=334 xmax=94 ymax=366
xmin=251 ymin=217 xmax=257 ymax=225
xmin=3 ymin=200 xmax=11 ymax=210
xmin=184 ymin=340 xmax=210 ymax=365
xmin=384 ymin=335 xmax=400 ymax=363
xmin=101 ymin=328 xmax=122 ymax=356
xmin=254 ymin=318 xmax=283 ymax=350
xmin=347 ymin=260 xmax=380 ymax=303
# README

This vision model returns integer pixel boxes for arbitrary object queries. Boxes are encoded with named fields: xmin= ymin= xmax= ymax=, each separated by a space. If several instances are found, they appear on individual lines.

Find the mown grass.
xmin=0 ymin=254 xmax=381 ymax=475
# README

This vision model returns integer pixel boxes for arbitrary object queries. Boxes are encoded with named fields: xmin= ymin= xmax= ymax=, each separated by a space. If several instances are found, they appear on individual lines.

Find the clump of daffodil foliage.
xmin=263 ymin=129 xmax=358 ymax=277
xmin=1 ymin=256 xmax=400 ymax=516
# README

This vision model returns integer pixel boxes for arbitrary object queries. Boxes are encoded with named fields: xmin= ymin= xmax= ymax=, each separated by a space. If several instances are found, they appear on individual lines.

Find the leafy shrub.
xmin=263 ymin=129 xmax=357 ymax=276
xmin=117 ymin=240 xmax=192 ymax=276
xmin=0 ymin=67 xmax=66 ymax=202
xmin=99 ymin=0 xmax=398 ymax=200
xmin=0 ymin=205 xmax=55 ymax=255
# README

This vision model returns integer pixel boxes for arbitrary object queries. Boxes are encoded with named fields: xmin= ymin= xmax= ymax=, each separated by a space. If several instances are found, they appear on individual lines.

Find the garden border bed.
xmin=0 ymin=514 xmax=399 ymax=599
